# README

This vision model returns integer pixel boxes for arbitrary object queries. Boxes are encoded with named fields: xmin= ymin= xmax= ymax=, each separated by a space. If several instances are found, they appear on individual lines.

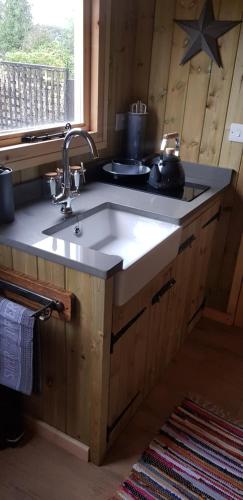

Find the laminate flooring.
xmin=1 ymin=317 xmax=243 ymax=500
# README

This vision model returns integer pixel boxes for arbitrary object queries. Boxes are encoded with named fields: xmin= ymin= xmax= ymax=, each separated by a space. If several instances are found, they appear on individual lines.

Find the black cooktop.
xmin=98 ymin=172 xmax=209 ymax=202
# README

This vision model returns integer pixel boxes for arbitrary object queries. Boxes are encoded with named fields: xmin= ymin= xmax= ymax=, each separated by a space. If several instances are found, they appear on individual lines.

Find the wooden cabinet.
xmin=186 ymin=200 xmax=221 ymax=330
xmin=0 ymin=195 xmax=222 ymax=464
xmin=107 ymin=198 xmax=221 ymax=445
xmin=108 ymin=265 xmax=176 ymax=442
xmin=145 ymin=268 xmax=175 ymax=395
xmin=165 ymin=218 xmax=200 ymax=357
xmin=108 ymin=306 xmax=149 ymax=442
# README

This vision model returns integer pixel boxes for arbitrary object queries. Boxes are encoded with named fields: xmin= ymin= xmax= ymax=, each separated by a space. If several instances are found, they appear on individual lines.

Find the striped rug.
xmin=112 ymin=398 xmax=243 ymax=499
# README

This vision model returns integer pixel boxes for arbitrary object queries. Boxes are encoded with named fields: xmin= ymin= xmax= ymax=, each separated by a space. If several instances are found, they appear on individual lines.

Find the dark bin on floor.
xmin=0 ymin=385 xmax=24 ymax=449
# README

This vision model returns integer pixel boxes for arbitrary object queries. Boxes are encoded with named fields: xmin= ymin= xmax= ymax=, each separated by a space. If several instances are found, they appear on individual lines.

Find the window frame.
xmin=0 ymin=0 xmax=110 ymax=171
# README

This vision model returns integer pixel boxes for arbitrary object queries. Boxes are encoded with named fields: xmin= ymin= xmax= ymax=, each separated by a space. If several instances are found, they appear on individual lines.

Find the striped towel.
xmin=0 ymin=297 xmax=36 ymax=395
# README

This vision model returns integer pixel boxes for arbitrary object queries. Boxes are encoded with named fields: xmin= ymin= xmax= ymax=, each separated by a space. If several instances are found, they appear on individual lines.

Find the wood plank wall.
xmin=13 ymin=0 xmax=156 ymax=182
xmin=145 ymin=0 xmax=243 ymax=312
xmin=0 ymin=245 xmax=113 ymax=461
xmin=9 ymin=0 xmax=243 ymax=311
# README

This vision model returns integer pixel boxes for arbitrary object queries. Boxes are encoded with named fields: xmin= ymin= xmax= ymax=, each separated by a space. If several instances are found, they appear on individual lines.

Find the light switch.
xmin=228 ymin=123 xmax=243 ymax=143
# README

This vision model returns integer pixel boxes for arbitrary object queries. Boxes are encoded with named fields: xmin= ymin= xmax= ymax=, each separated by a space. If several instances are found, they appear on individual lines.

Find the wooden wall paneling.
xmin=180 ymin=0 xmax=221 ymax=162
xmin=219 ymin=153 xmax=243 ymax=308
xmin=199 ymin=0 xmax=242 ymax=166
xmin=12 ymin=171 xmax=21 ymax=185
xmin=65 ymin=269 xmax=113 ymax=463
xmin=20 ymin=166 xmax=41 ymax=183
xmin=219 ymin=18 xmax=243 ymax=171
xmin=12 ymin=249 xmax=38 ymax=279
xmin=163 ymin=0 xmax=199 ymax=135
xmin=36 ymin=258 xmax=66 ymax=432
xmin=65 ymin=268 xmax=93 ymax=444
xmin=0 ymin=244 xmax=13 ymax=268
xmin=106 ymin=0 xmax=137 ymax=156
xmin=148 ymin=0 xmax=176 ymax=151
xmin=89 ymin=276 xmax=113 ymax=465
xmin=131 ymin=0 xmax=156 ymax=104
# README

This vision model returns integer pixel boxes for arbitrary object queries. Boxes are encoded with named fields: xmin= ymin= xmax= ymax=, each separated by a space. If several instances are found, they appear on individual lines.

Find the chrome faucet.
xmin=52 ymin=128 xmax=99 ymax=215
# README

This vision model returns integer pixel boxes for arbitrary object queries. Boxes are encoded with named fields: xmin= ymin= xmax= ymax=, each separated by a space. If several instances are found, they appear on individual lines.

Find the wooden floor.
xmin=1 ymin=317 xmax=243 ymax=500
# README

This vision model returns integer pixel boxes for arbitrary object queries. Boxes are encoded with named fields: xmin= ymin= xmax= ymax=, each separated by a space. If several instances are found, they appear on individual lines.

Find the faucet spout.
xmin=53 ymin=128 xmax=99 ymax=215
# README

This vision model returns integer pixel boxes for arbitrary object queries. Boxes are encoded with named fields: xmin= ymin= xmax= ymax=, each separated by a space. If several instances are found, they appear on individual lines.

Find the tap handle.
xmin=74 ymin=170 xmax=80 ymax=191
xmin=50 ymin=177 xmax=57 ymax=197
xmin=45 ymin=172 xmax=57 ymax=197
xmin=80 ymin=162 xmax=86 ymax=185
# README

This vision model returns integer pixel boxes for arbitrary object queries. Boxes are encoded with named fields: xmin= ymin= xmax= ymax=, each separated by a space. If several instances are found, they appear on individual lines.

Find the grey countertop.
xmin=0 ymin=161 xmax=232 ymax=278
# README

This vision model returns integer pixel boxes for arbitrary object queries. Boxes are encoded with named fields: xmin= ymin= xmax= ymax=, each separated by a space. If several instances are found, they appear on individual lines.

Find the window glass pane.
xmin=0 ymin=0 xmax=83 ymax=133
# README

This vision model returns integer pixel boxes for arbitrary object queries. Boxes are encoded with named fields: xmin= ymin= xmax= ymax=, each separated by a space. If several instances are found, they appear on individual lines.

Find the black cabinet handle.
xmin=107 ymin=391 xmax=140 ymax=440
xmin=202 ymin=208 xmax=221 ymax=229
xmin=151 ymin=278 xmax=176 ymax=305
xmin=178 ymin=234 xmax=196 ymax=254
xmin=110 ymin=307 xmax=147 ymax=353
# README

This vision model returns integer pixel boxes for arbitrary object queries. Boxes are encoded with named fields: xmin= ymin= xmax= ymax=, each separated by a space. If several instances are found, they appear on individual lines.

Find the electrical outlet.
xmin=115 ymin=113 xmax=126 ymax=131
xmin=229 ymin=123 xmax=243 ymax=143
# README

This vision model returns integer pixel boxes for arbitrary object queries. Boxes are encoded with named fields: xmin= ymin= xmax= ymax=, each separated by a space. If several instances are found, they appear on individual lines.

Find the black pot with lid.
xmin=149 ymin=131 xmax=185 ymax=192
xmin=0 ymin=166 xmax=15 ymax=223
xmin=149 ymin=148 xmax=185 ymax=191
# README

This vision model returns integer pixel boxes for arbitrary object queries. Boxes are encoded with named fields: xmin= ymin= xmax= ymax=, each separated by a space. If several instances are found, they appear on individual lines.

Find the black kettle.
xmin=149 ymin=148 xmax=185 ymax=191
xmin=149 ymin=131 xmax=185 ymax=191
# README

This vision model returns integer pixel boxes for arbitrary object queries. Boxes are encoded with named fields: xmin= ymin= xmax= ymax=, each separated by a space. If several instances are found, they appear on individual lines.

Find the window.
xmin=0 ymin=0 xmax=84 ymax=132
xmin=0 ymin=0 xmax=110 ymax=168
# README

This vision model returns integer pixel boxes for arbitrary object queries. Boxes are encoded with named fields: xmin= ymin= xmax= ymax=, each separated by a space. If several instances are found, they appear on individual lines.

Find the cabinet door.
xmin=187 ymin=201 xmax=221 ymax=325
xmin=165 ymin=227 xmax=198 ymax=361
xmin=108 ymin=306 xmax=149 ymax=441
xmin=145 ymin=269 xmax=176 ymax=395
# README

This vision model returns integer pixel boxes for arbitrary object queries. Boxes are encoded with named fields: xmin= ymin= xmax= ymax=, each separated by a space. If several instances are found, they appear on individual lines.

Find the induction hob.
xmin=98 ymin=170 xmax=209 ymax=202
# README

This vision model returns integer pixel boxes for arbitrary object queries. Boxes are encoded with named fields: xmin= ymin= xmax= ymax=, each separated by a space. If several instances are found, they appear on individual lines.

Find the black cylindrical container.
xmin=0 ymin=166 xmax=15 ymax=223
xmin=126 ymin=112 xmax=148 ymax=160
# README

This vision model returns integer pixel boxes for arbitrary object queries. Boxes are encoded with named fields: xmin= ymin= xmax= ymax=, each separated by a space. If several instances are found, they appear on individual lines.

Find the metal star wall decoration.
xmin=175 ymin=0 xmax=241 ymax=67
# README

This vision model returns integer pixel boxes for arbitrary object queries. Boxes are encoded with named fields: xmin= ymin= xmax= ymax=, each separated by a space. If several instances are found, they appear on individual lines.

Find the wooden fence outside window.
xmin=0 ymin=61 xmax=74 ymax=131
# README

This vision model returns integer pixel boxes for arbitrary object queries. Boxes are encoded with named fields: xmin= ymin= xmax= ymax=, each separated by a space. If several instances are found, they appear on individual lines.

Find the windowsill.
xmin=0 ymin=129 xmax=107 ymax=171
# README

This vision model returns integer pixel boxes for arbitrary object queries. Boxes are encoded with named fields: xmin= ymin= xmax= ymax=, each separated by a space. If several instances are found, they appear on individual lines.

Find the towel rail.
xmin=0 ymin=279 xmax=64 ymax=321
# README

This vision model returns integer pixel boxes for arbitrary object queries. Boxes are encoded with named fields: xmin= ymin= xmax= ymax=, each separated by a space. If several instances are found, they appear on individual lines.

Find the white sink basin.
xmin=39 ymin=203 xmax=181 ymax=305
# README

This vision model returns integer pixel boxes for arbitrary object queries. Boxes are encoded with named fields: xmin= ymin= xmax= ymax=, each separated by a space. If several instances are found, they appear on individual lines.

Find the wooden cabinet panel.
xmin=37 ymin=258 xmax=66 ymax=432
xmin=112 ymin=263 xmax=172 ymax=333
xmin=0 ymin=196 xmax=222 ymax=463
xmin=144 ymin=268 xmax=173 ymax=394
xmin=108 ymin=306 xmax=149 ymax=439
xmin=166 ymin=235 xmax=198 ymax=360
xmin=0 ymin=244 xmax=13 ymax=268
xmin=186 ymin=200 xmax=221 ymax=328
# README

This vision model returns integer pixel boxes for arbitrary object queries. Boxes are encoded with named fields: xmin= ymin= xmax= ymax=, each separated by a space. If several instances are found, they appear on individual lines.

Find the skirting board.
xmin=24 ymin=415 xmax=90 ymax=462
xmin=203 ymin=307 xmax=233 ymax=325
